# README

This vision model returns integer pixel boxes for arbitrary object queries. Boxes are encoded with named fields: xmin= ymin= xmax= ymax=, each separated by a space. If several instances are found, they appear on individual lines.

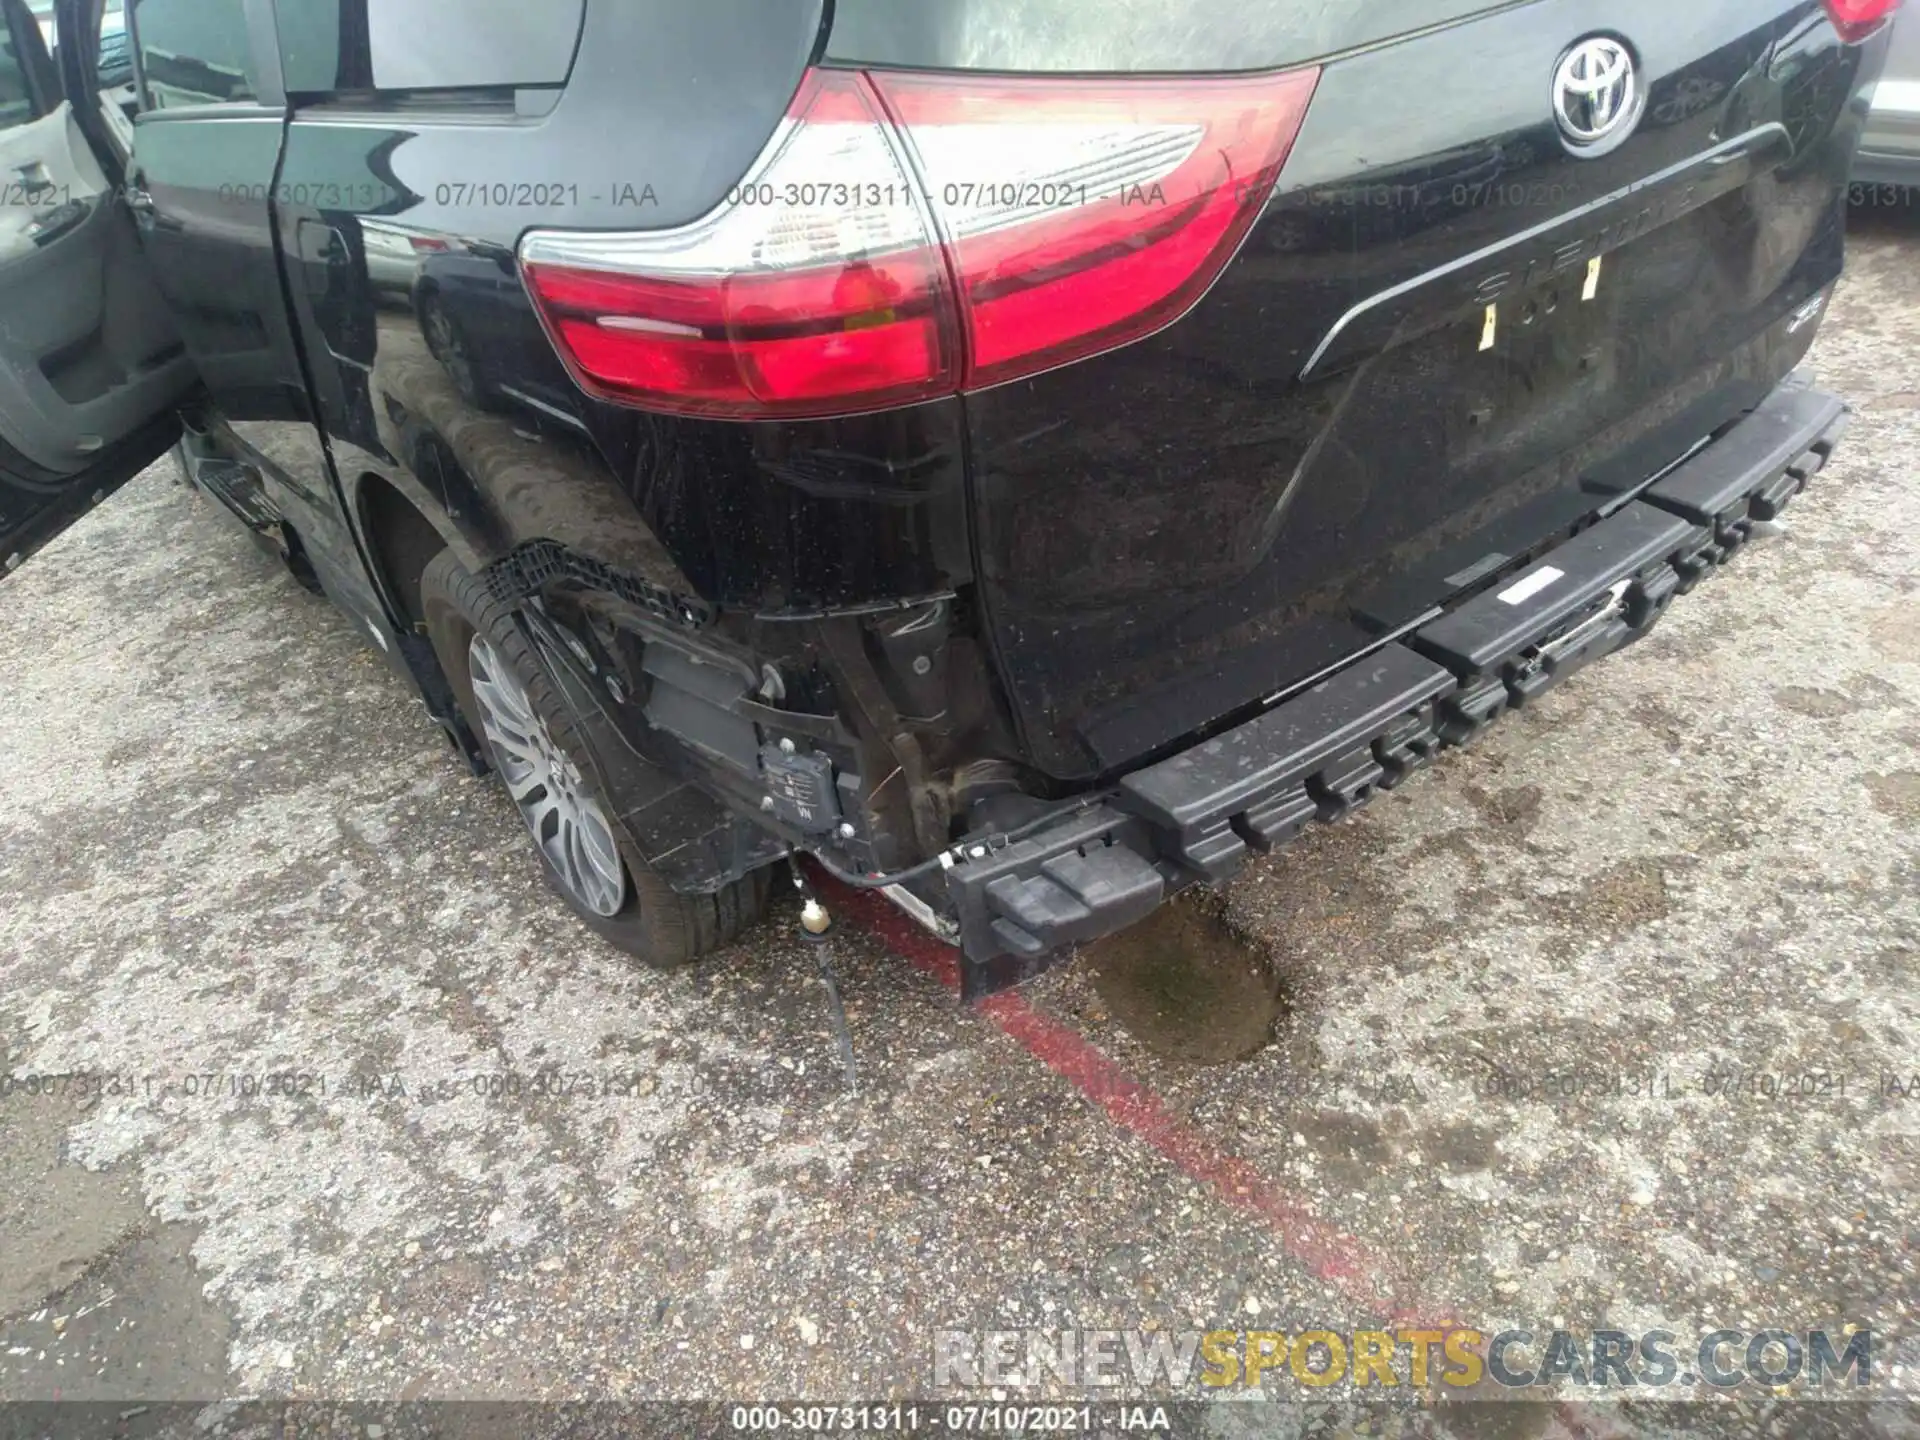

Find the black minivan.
xmin=0 ymin=0 xmax=1894 ymax=995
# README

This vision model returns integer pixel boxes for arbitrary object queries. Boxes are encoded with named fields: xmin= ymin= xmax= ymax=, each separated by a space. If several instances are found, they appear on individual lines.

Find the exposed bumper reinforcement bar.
xmin=938 ymin=377 xmax=1850 ymax=999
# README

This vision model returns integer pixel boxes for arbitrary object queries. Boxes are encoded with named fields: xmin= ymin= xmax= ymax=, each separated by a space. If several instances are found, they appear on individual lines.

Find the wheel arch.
xmin=351 ymin=467 xmax=492 ymax=770
xmin=358 ymin=470 xmax=454 ymax=628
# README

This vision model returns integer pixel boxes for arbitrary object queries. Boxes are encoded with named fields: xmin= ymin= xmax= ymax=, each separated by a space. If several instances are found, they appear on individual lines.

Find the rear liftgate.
xmin=940 ymin=376 xmax=1850 ymax=998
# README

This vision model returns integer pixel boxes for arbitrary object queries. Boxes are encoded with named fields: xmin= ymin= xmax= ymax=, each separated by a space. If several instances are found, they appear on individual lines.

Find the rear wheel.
xmin=419 ymin=548 xmax=769 ymax=966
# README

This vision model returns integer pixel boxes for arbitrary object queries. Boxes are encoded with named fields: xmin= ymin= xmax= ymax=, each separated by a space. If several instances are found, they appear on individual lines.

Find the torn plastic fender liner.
xmin=478 ymin=537 xmax=714 ymax=629
xmin=516 ymin=612 xmax=786 ymax=894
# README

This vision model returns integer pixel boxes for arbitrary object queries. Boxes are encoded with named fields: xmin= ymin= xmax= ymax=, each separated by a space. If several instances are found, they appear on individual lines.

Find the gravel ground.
xmin=0 ymin=219 xmax=1915 ymax=1436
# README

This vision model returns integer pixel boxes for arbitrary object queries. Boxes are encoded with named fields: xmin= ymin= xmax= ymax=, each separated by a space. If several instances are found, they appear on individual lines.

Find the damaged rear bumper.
xmin=925 ymin=374 xmax=1850 ymax=999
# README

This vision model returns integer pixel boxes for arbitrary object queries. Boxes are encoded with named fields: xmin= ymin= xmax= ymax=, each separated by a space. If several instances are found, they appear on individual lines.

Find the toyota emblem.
xmin=1554 ymin=37 xmax=1644 ymax=156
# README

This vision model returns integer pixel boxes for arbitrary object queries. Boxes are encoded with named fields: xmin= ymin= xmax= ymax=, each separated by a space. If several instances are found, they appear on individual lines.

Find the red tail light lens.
xmin=870 ymin=70 xmax=1319 ymax=389
xmin=521 ymin=71 xmax=959 ymax=419
xmin=521 ymin=64 xmax=1319 ymax=419
xmin=1826 ymin=0 xmax=1903 ymax=41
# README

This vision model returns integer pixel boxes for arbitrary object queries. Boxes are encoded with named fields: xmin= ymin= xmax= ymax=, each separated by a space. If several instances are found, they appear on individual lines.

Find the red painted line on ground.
xmin=809 ymin=880 xmax=1625 ymax=1430
xmin=813 ymin=876 xmax=1650 ymax=1431
xmin=816 ymin=874 xmax=1423 ymax=1324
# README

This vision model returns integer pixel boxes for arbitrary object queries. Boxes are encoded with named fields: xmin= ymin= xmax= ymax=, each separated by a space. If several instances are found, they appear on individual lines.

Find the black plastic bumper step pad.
xmin=942 ymin=804 xmax=1167 ymax=994
xmin=1116 ymin=643 xmax=1458 ymax=884
xmin=981 ymin=840 xmax=1166 ymax=961
xmin=1642 ymin=384 xmax=1849 ymax=590
xmin=938 ymin=383 xmax=1849 ymax=989
xmin=1413 ymin=501 xmax=1703 ymax=742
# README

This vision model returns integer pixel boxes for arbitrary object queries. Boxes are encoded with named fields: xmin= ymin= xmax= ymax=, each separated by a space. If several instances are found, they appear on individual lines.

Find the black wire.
xmin=803 ymin=793 xmax=1117 ymax=890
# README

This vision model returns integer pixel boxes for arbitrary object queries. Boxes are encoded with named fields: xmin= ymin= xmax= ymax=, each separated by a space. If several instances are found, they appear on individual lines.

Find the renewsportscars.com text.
xmin=932 ymin=1326 xmax=1873 ymax=1392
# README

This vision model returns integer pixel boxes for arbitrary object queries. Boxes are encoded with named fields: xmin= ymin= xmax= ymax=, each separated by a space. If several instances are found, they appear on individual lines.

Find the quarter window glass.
xmin=132 ymin=0 xmax=258 ymax=107
xmin=366 ymin=0 xmax=578 ymax=90
xmin=274 ymin=0 xmax=583 ymax=96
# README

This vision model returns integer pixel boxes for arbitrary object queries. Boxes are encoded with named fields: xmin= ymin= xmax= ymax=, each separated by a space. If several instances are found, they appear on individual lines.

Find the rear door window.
xmin=132 ymin=0 xmax=261 ymax=106
xmin=273 ymin=0 xmax=584 ymax=96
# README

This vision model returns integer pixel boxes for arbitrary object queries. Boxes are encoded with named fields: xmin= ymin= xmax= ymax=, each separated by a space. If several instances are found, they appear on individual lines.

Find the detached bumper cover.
xmin=937 ymin=375 xmax=1849 ymax=998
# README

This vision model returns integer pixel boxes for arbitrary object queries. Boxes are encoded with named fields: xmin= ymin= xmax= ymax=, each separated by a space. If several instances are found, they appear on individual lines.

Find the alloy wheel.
xmin=467 ymin=634 xmax=628 ymax=917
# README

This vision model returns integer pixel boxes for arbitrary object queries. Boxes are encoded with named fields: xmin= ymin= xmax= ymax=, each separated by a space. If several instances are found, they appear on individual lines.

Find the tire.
xmin=418 ymin=548 xmax=770 ymax=967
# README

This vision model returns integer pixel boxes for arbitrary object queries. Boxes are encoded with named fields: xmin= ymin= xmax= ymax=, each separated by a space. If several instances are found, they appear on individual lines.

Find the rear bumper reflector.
xmin=930 ymin=375 xmax=1852 ymax=998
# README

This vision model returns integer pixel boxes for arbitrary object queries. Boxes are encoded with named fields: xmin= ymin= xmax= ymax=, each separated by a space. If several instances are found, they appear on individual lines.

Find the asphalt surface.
xmin=1 ymin=216 xmax=1916 ymax=1435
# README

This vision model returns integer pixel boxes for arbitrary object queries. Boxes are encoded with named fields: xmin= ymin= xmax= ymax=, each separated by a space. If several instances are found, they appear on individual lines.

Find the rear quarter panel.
xmin=270 ymin=0 xmax=975 ymax=619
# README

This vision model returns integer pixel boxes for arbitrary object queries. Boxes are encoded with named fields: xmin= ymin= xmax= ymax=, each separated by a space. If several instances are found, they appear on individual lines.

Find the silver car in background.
xmin=1858 ymin=7 xmax=1920 ymax=187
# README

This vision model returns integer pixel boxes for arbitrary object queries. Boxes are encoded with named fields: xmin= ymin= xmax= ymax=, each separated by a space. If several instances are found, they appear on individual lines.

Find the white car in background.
xmin=1859 ymin=8 xmax=1920 ymax=188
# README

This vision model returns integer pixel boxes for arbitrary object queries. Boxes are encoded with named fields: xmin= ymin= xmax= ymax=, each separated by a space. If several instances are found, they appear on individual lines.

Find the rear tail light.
xmin=520 ymin=65 xmax=1319 ymax=419
xmin=522 ymin=71 xmax=958 ymax=419
xmin=1825 ymin=0 xmax=1903 ymax=42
